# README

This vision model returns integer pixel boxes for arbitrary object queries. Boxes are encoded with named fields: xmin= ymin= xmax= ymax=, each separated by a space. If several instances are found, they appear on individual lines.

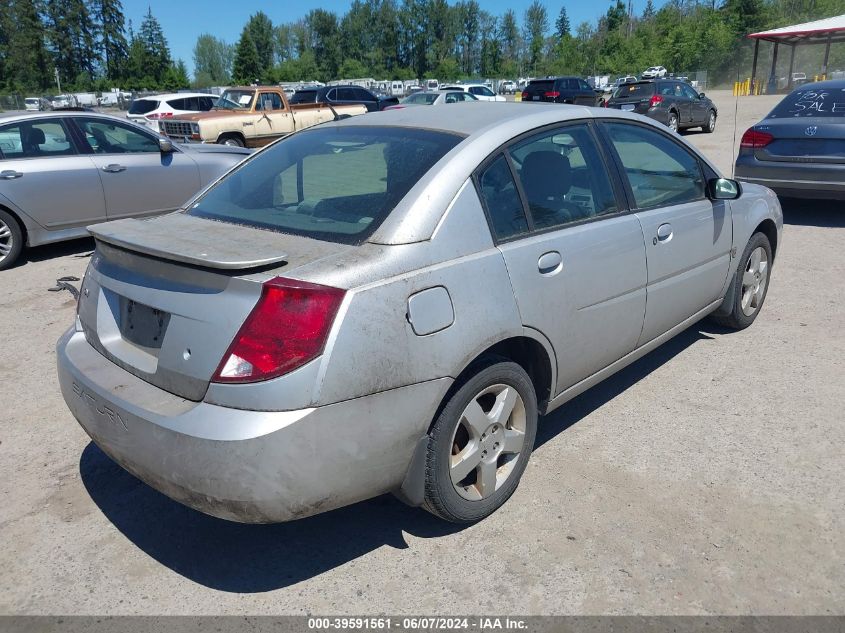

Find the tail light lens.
xmin=146 ymin=112 xmax=173 ymax=120
xmin=521 ymin=91 xmax=529 ymax=100
xmin=648 ymin=94 xmax=663 ymax=107
xmin=212 ymin=277 xmax=346 ymax=384
xmin=740 ymin=128 xmax=774 ymax=148
xmin=544 ymin=91 xmax=561 ymax=98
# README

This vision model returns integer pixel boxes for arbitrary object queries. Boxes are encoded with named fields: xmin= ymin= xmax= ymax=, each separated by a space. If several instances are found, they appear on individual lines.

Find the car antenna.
xmin=731 ymin=61 xmax=741 ymax=179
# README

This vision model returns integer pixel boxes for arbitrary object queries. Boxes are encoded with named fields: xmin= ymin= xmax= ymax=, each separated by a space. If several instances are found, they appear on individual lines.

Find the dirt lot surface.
xmin=1 ymin=91 xmax=842 ymax=615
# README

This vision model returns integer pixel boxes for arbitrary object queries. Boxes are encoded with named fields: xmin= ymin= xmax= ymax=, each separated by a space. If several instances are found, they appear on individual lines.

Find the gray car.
xmin=57 ymin=103 xmax=783 ymax=524
xmin=734 ymin=79 xmax=845 ymax=200
xmin=0 ymin=111 xmax=250 ymax=269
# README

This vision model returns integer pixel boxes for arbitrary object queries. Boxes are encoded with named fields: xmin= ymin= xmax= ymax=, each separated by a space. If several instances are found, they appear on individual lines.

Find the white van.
xmin=425 ymin=79 xmax=439 ymax=91
xmin=390 ymin=81 xmax=405 ymax=97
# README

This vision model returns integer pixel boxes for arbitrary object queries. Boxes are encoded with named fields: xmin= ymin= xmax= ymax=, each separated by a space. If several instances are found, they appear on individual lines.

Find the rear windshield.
xmin=186 ymin=126 xmax=463 ymax=245
xmin=402 ymin=92 xmax=438 ymax=105
xmin=613 ymin=83 xmax=655 ymax=98
xmin=128 ymin=99 xmax=159 ymax=114
xmin=289 ymin=90 xmax=318 ymax=104
xmin=527 ymin=80 xmax=554 ymax=92
xmin=768 ymin=88 xmax=845 ymax=118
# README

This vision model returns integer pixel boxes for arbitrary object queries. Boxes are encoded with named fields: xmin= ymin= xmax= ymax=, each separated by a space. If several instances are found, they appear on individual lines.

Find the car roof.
xmin=789 ymin=78 xmax=845 ymax=90
xmin=0 ymin=110 xmax=154 ymax=126
xmin=135 ymin=92 xmax=215 ymax=101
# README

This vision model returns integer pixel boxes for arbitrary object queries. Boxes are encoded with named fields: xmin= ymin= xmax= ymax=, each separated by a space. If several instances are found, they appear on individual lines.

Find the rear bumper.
xmin=57 ymin=328 xmax=450 ymax=523
xmin=735 ymin=155 xmax=845 ymax=200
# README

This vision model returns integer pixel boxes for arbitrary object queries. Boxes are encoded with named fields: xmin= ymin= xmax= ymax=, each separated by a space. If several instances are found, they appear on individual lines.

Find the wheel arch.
xmin=216 ymin=131 xmax=246 ymax=146
xmin=0 ymin=201 xmax=30 ymax=246
xmin=754 ymin=218 xmax=778 ymax=260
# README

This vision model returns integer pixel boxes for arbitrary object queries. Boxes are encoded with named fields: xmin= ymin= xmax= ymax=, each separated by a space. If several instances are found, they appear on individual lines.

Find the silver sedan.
xmin=0 ymin=111 xmax=250 ymax=269
xmin=57 ymin=103 xmax=782 ymax=524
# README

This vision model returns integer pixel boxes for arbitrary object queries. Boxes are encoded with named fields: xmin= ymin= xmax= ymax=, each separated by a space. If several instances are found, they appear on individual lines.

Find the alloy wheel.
xmin=0 ymin=217 xmax=13 ymax=262
xmin=668 ymin=113 xmax=679 ymax=132
xmin=450 ymin=384 xmax=527 ymax=501
xmin=708 ymin=111 xmax=716 ymax=132
xmin=741 ymin=246 xmax=769 ymax=316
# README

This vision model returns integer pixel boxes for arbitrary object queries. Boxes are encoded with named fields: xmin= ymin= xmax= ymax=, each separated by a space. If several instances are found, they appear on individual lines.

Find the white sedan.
xmin=441 ymin=84 xmax=506 ymax=102
xmin=642 ymin=66 xmax=668 ymax=78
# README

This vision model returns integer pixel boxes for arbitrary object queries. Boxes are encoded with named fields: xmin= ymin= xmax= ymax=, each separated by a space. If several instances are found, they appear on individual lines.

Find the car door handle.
xmin=655 ymin=223 xmax=673 ymax=244
xmin=538 ymin=251 xmax=563 ymax=275
xmin=0 ymin=170 xmax=22 ymax=179
xmin=102 ymin=164 xmax=126 ymax=173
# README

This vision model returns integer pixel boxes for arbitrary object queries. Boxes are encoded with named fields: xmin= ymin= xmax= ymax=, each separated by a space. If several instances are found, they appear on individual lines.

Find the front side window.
xmin=0 ymin=120 xmax=75 ymax=159
xmin=402 ymin=93 xmax=438 ymax=105
xmin=509 ymin=124 xmax=618 ymax=229
xmin=604 ymin=122 xmax=705 ymax=208
xmin=187 ymin=126 xmax=462 ymax=245
xmin=477 ymin=154 xmax=528 ymax=241
xmin=76 ymin=118 xmax=160 ymax=154
xmin=681 ymin=84 xmax=700 ymax=100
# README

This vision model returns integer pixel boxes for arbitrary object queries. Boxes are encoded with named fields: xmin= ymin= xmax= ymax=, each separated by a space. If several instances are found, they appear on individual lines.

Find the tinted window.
xmin=768 ymin=88 xmax=845 ymax=118
xmin=510 ymin=124 xmax=618 ymax=229
xmin=289 ymin=90 xmax=318 ymax=104
xmin=354 ymin=88 xmax=373 ymax=101
xmin=528 ymin=80 xmax=554 ymax=92
xmin=325 ymin=89 xmax=337 ymax=101
xmin=605 ymin=123 xmax=704 ymax=208
xmin=402 ymin=93 xmax=438 ymax=105
xmin=167 ymin=97 xmax=187 ymax=110
xmin=77 ymin=118 xmax=159 ymax=154
xmin=477 ymin=154 xmax=528 ymax=240
xmin=0 ymin=120 xmax=75 ymax=159
xmin=613 ymin=83 xmax=654 ymax=99
xmin=680 ymin=84 xmax=699 ymax=100
xmin=335 ymin=88 xmax=355 ymax=100
xmin=187 ymin=126 xmax=462 ymax=245
xmin=199 ymin=96 xmax=216 ymax=110
xmin=578 ymin=79 xmax=592 ymax=91
xmin=128 ymin=99 xmax=159 ymax=115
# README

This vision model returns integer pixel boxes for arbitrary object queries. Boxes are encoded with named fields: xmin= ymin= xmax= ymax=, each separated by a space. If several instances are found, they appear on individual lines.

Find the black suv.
xmin=520 ymin=77 xmax=599 ymax=106
xmin=289 ymin=85 xmax=399 ymax=112
xmin=606 ymin=79 xmax=717 ymax=133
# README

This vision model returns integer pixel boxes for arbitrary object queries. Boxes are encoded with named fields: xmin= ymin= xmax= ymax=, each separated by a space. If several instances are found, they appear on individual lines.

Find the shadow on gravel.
xmin=79 ymin=321 xmax=718 ymax=592
xmin=780 ymin=198 xmax=844 ymax=228
xmin=79 ymin=442 xmax=464 ymax=593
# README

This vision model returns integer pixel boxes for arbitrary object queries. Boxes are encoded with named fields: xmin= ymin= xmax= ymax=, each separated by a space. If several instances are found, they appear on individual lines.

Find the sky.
xmin=124 ymin=0 xmax=669 ymax=76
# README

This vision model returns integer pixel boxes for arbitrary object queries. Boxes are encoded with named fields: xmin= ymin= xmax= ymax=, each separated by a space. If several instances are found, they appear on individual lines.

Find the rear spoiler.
xmin=87 ymin=213 xmax=288 ymax=270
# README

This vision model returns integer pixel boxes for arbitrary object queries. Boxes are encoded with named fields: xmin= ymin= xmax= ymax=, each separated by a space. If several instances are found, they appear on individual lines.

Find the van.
xmin=426 ymin=79 xmax=439 ymax=91
xmin=390 ymin=81 xmax=405 ymax=97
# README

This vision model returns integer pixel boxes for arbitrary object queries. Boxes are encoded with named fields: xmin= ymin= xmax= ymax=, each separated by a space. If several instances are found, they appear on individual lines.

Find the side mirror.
xmin=708 ymin=177 xmax=741 ymax=200
xmin=699 ymin=92 xmax=706 ymax=98
xmin=158 ymin=138 xmax=174 ymax=153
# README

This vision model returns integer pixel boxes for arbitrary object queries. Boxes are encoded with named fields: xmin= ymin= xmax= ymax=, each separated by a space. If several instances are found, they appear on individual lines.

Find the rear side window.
xmin=510 ymin=124 xmax=618 ymax=229
xmin=0 ymin=120 xmax=75 ymax=159
xmin=187 ymin=126 xmax=462 ymax=245
xmin=768 ymin=88 xmax=845 ymax=118
xmin=477 ymin=155 xmax=528 ymax=241
xmin=604 ymin=122 xmax=704 ymax=208
xmin=128 ymin=99 xmax=159 ymax=115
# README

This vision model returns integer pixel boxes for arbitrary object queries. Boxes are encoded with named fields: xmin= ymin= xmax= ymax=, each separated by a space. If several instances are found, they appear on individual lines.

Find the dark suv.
xmin=606 ymin=79 xmax=717 ymax=133
xmin=520 ymin=77 xmax=599 ymax=106
xmin=289 ymin=85 xmax=399 ymax=112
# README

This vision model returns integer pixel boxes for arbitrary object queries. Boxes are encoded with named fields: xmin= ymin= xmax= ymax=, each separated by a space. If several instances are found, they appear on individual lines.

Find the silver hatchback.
xmin=57 ymin=103 xmax=783 ymax=523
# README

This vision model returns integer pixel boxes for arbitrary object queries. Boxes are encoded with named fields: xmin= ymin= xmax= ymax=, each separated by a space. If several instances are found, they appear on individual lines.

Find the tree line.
xmin=0 ymin=0 xmax=188 ymax=93
xmin=1 ymin=0 xmax=842 ymax=96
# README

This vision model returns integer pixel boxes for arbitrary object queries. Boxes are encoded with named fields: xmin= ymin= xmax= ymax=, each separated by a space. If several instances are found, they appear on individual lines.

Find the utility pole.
xmin=54 ymin=68 xmax=62 ymax=95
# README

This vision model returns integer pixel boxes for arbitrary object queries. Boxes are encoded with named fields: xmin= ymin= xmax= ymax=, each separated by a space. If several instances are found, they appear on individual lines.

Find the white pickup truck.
xmin=159 ymin=86 xmax=368 ymax=147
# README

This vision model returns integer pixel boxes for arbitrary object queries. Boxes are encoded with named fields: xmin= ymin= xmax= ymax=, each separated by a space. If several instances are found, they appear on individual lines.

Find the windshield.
xmin=215 ymin=90 xmax=255 ymax=110
xmin=613 ymin=83 xmax=655 ymax=98
xmin=402 ymin=93 xmax=439 ymax=105
xmin=768 ymin=88 xmax=845 ymax=118
xmin=186 ymin=126 xmax=463 ymax=245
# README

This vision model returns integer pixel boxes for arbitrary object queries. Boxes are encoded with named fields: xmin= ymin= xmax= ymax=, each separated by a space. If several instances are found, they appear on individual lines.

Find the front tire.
xmin=423 ymin=359 xmax=538 ymax=523
xmin=704 ymin=109 xmax=716 ymax=133
xmin=218 ymin=134 xmax=244 ymax=147
xmin=667 ymin=111 xmax=679 ymax=133
xmin=711 ymin=232 xmax=773 ymax=330
xmin=0 ymin=209 xmax=24 ymax=271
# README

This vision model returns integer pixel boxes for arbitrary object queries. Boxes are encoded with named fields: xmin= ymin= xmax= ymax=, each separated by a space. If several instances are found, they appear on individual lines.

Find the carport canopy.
xmin=747 ymin=14 xmax=845 ymax=90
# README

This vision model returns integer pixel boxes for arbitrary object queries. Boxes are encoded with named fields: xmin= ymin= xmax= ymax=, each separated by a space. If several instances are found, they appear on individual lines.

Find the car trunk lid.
xmin=79 ymin=213 xmax=349 ymax=401
xmin=523 ymin=80 xmax=556 ymax=102
xmin=608 ymin=83 xmax=655 ymax=114
xmin=753 ymin=119 xmax=845 ymax=164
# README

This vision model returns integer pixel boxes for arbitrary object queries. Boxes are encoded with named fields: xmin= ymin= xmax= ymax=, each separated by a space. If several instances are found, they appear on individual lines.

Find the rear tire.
xmin=218 ymin=134 xmax=244 ymax=147
xmin=423 ymin=358 xmax=538 ymax=523
xmin=704 ymin=110 xmax=716 ymax=133
xmin=0 ymin=209 xmax=24 ymax=271
xmin=710 ymin=232 xmax=773 ymax=330
xmin=667 ymin=111 xmax=679 ymax=133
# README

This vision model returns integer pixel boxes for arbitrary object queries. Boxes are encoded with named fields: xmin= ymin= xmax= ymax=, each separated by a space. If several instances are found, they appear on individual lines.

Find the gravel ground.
xmin=0 ymin=90 xmax=842 ymax=615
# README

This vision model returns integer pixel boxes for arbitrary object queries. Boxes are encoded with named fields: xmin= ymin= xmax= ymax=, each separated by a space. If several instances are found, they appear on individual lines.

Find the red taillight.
xmin=648 ymin=94 xmax=663 ymax=107
xmin=740 ymin=128 xmax=774 ymax=148
xmin=544 ymin=91 xmax=561 ymax=98
xmin=521 ymin=91 xmax=529 ymax=100
xmin=146 ymin=112 xmax=173 ymax=120
xmin=212 ymin=277 xmax=345 ymax=384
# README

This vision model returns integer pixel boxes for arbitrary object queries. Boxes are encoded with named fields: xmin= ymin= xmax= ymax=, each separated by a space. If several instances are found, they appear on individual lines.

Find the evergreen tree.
xmin=246 ymin=11 xmax=274 ymax=76
xmin=193 ymin=34 xmax=233 ymax=85
xmin=95 ymin=0 xmax=128 ymax=81
xmin=4 ymin=0 xmax=52 ymax=91
xmin=555 ymin=6 xmax=571 ymax=39
xmin=138 ymin=7 xmax=170 ymax=83
xmin=642 ymin=0 xmax=656 ymax=20
xmin=46 ymin=0 xmax=99 ymax=86
xmin=232 ymin=28 xmax=261 ymax=84
xmin=524 ymin=1 xmax=548 ymax=73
